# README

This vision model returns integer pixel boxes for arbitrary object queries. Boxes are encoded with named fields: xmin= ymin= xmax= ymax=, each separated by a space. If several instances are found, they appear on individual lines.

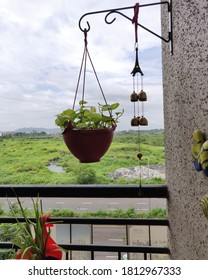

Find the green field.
xmin=0 ymin=130 xmax=165 ymax=185
xmin=0 ymin=130 xmax=165 ymax=260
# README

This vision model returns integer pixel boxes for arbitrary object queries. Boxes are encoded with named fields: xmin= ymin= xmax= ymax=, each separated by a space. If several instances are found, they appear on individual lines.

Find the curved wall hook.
xmin=78 ymin=16 xmax=90 ymax=32
xmin=104 ymin=13 xmax=116 ymax=25
xmin=105 ymin=10 xmax=132 ymax=25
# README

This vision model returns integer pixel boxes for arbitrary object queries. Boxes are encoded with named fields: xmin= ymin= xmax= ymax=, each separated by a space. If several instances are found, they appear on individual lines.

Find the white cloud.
xmin=0 ymin=0 xmax=164 ymax=131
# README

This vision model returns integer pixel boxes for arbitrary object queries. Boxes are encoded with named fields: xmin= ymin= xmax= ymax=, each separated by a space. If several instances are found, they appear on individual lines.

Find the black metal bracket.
xmin=79 ymin=1 xmax=173 ymax=55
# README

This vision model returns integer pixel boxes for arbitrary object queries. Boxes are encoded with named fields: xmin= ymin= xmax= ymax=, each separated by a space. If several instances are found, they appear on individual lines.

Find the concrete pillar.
xmin=161 ymin=0 xmax=208 ymax=259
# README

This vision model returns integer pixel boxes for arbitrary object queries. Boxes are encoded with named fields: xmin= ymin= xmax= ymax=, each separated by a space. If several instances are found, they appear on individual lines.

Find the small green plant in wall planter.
xmin=55 ymin=101 xmax=123 ymax=163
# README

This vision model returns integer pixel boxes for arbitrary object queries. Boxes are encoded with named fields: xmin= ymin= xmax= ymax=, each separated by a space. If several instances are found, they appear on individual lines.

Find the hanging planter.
xmin=55 ymin=30 xmax=123 ymax=163
xmin=56 ymin=101 xmax=121 ymax=163
xmin=63 ymin=121 xmax=116 ymax=163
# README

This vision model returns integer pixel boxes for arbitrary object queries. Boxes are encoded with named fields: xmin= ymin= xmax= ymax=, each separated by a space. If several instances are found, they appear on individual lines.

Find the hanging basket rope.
xmin=72 ymin=29 xmax=112 ymax=118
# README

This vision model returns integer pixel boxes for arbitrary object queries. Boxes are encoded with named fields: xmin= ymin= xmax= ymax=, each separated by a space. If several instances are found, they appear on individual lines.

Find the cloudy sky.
xmin=0 ymin=0 xmax=165 ymax=132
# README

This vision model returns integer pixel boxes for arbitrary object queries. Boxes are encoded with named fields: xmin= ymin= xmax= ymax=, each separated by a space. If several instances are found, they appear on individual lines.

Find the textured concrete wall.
xmin=161 ymin=0 xmax=208 ymax=259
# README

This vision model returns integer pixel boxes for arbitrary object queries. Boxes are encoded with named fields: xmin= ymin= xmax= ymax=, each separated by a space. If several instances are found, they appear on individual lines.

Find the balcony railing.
xmin=0 ymin=184 xmax=169 ymax=260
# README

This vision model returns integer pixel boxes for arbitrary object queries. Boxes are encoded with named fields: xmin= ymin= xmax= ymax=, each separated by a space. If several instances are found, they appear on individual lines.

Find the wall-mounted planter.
xmin=192 ymin=130 xmax=208 ymax=176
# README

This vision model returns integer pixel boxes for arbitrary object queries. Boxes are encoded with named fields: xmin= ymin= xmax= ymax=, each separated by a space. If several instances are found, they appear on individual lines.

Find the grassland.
xmin=0 ymin=130 xmax=165 ymax=185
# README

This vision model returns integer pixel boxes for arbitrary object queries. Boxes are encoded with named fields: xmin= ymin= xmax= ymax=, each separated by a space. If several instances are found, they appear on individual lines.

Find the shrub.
xmin=51 ymin=209 xmax=76 ymax=217
xmin=74 ymin=166 xmax=97 ymax=184
xmin=0 ymin=250 xmax=14 ymax=260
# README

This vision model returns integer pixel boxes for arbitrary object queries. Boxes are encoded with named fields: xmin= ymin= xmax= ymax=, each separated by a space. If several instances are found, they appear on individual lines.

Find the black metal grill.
xmin=0 ymin=184 xmax=169 ymax=260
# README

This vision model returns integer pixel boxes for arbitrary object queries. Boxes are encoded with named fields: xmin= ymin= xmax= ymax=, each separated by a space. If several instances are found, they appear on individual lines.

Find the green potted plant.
xmin=9 ymin=196 xmax=64 ymax=260
xmin=55 ymin=100 xmax=123 ymax=163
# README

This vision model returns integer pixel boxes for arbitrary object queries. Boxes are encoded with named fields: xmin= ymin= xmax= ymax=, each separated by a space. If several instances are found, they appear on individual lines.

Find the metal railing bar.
xmin=0 ymin=242 xmax=170 ymax=254
xmin=0 ymin=217 xmax=169 ymax=226
xmin=0 ymin=185 xmax=168 ymax=198
xmin=62 ymin=244 xmax=171 ymax=254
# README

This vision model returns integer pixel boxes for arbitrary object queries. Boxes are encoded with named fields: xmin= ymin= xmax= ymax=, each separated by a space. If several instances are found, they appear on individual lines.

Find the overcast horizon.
xmin=0 ymin=0 xmax=165 ymax=132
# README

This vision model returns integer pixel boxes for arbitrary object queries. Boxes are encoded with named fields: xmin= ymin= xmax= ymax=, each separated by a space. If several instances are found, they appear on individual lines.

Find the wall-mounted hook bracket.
xmin=78 ymin=1 xmax=173 ymax=54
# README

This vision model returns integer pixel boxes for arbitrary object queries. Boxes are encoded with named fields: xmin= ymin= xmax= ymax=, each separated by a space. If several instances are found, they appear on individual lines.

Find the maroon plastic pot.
xmin=63 ymin=123 xmax=116 ymax=163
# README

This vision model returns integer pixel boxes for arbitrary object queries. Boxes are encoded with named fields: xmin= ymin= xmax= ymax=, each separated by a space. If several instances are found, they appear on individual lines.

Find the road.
xmin=0 ymin=197 xmax=166 ymax=213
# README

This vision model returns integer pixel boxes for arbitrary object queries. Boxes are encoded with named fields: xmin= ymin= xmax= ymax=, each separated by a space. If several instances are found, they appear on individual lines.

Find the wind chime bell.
xmin=131 ymin=116 xmax=140 ymax=126
xmin=137 ymin=152 xmax=143 ymax=160
xmin=130 ymin=91 xmax=138 ymax=102
xmin=139 ymin=116 xmax=148 ymax=126
xmin=138 ymin=90 xmax=147 ymax=101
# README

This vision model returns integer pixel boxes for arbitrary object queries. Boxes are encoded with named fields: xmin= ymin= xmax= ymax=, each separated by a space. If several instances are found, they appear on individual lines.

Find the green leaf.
xmin=79 ymin=100 xmax=88 ymax=105
xmin=61 ymin=109 xmax=75 ymax=117
xmin=101 ymin=104 xmax=111 ymax=111
xmin=83 ymin=109 xmax=91 ymax=117
xmin=55 ymin=109 xmax=77 ymax=129
xmin=89 ymin=113 xmax=102 ymax=122
xmin=110 ymin=103 xmax=119 ymax=110
xmin=76 ymin=123 xmax=88 ymax=129
xmin=89 ymin=106 xmax=96 ymax=113
xmin=101 ymin=115 xmax=113 ymax=122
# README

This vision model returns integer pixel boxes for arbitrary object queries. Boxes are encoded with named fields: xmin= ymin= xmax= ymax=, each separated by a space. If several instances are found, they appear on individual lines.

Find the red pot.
xmin=63 ymin=123 xmax=116 ymax=163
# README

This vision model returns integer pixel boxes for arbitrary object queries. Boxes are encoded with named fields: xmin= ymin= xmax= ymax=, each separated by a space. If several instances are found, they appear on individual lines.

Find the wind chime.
xmin=130 ymin=4 xmax=148 ymax=186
